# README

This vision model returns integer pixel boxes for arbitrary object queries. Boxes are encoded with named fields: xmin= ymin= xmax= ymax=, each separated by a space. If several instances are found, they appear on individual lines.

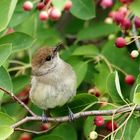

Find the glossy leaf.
xmin=78 ymin=24 xmax=118 ymax=40
xmin=0 ymin=66 xmax=12 ymax=92
xmin=72 ymin=45 xmax=99 ymax=56
xmin=0 ymin=66 xmax=12 ymax=101
xmin=51 ymin=93 xmax=98 ymax=116
xmin=93 ymin=62 xmax=110 ymax=94
xmin=130 ymin=1 xmax=140 ymax=17
xmin=0 ymin=44 xmax=12 ymax=66
xmin=51 ymin=123 xmax=77 ymax=140
xmin=0 ymin=112 xmax=15 ymax=125
xmin=0 ymin=0 xmax=18 ymax=32
xmin=67 ymin=57 xmax=88 ymax=87
xmin=0 ymin=32 xmax=34 ymax=52
xmin=115 ymin=71 xmax=125 ymax=101
xmin=84 ymin=116 xmax=95 ymax=140
xmin=102 ymin=40 xmax=139 ymax=76
xmin=107 ymin=72 xmax=124 ymax=104
xmin=116 ymin=116 xmax=140 ymax=140
xmin=0 ymin=126 xmax=14 ymax=140
xmin=133 ymin=92 xmax=140 ymax=105
xmin=133 ymin=129 xmax=140 ymax=140
xmin=12 ymin=75 xmax=30 ymax=93
xmin=70 ymin=0 xmax=95 ymax=20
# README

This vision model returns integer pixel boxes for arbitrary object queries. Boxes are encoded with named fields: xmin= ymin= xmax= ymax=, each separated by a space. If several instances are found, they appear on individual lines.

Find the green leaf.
xmin=0 ymin=44 xmax=12 ymax=66
xmin=52 ymin=0 xmax=66 ymax=11
xmin=116 ymin=116 xmax=140 ymax=140
xmin=73 ymin=60 xmax=88 ymax=87
xmin=9 ymin=1 xmax=33 ymax=27
xmin=130 ymin=1 xmax=140 ymax=17
xmin=84 ymin=116 xmax=95 ymax=140
xmin=67 ymin=57 xmax=88 ymax=87
xmin=0 ymin=126 xmax=14 ymax=140
xmin=133 ymin=128 xmax=140 ymax=140
xmin=0 ymin=112 xmax=15 ymax=125
xmin=0 ymin=0 xmax=18 ymax=32
xmin=51 ymin=123 xmax=77 ymax=140
xmin=102 ymin=40 xmax=139 ymax=76
xmin=78 ymin=23 xmax=118 ymax=40
xmin=72 ymin=45 xmax=99 ymax=56
xmin=107 ymin=72 xmax=124 ymax=104
xmin=133 ymin=92 xmax=140 ymax=105
xmin=93 ymin=62 xmax=110 ymax=94
xmin=0 ymin=66 xmax=12 ymax=101
xmin=0 ymin=66 xmax=12 ymax=91
xmin=12 ymin=75 xmax=30 ymax=93
xmin=70 ymin=0 xmax=95 ymax=20
xmin=0 ymin=32 xmax=34 ymax=52
xmin=51 ymin=93 xmax=98 ymax=116
xmin=115 ymin=71 xmax=125 ymax=102
xmin=34 ymin=135 xmax=64 ymax=140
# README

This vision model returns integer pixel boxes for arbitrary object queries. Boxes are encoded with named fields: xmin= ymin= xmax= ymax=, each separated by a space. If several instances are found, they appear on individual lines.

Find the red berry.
xmin=105 ymin=121 xmax=117 ymax=132
xmin=36 ymin=2 xmax=45 ymax=11
xmin=64 ymin=0 xmax=72 ymax=11
xmin=6 ymin=28 xmax=15 ymax=35
xmin=134 ymin=17 xmax=140 ymax=28
xmin=23 ymin=1 xmax=33 ymax=11
xmin=45 ymin=0 xmax=50 ymax=3
xmin=17 ymin=87 xmax=30 ymax=104
xmin=19 ymin=133 xmax=32 ymax=140
xmin=114 ymin=12 xmax=125 ymax=25
xmin=119 ymin=6 xmax=128 ymax=16
xmin=115 ymin=37 xmax=126 ymax=48
xmin=100 ymin=0 xmax=113 ymax=9
xmin=108 ymin=11 xmax=116 ymax=20
xmin=119 ymin=0 xmax=133 ymax=4
xmin=39 ymin=11 xmax=49 ymax=21
xmin=49 ymin=8 xmax=61 ymax=21
xmin=41 ymin=123 xmax=50 ymax=131
xmin=94 ymin=116 xmax=104 ymax=127
xmin=125 ymin=75 xmax=135 ymax=85
xmin=121 ymin=19 xmax=131 ymax=30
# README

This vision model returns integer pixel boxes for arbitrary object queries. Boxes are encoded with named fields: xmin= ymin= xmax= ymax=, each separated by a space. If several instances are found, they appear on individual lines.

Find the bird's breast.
xmin=29 ymin=73 xmax=76 ymax=109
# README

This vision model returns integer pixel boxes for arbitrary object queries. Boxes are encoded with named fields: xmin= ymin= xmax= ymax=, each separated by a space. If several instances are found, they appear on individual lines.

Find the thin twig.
xmin=12 ymin=105 xmax=140 ymax=129
xmin=0 ymin=87 xmax=36 ymax=117
xmin=15 ymin=123 xmax=59 ymax=134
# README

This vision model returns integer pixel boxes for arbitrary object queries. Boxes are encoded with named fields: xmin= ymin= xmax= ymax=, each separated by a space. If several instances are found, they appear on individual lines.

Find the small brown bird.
xmin=29 ymin=44 xmax=77 ymax=119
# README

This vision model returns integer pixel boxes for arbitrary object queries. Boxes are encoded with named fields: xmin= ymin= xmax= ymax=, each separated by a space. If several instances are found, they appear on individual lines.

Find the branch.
xmin=0 ymin=87 xmax=36 ymax=117
xmin=12 ymin=105 xmax=140 ymax=129
xmin=15 ymin=123 xmax=59 ymax=134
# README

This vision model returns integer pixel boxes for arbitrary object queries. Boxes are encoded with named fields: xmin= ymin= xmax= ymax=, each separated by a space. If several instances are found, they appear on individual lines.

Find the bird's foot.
xmin=68 ymin=106 xmax=74 ymax=121
xmin=42 ymin=110 xmax=48 ymax=123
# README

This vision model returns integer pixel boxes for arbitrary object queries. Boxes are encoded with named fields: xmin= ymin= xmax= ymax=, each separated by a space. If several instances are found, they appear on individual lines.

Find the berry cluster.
xmin=100 ymin=0 xmax=140 ymax=60
xmin=23 ymin=0 xmax=72 ymax=21
xmin=89 ymin=116 xmax=118 ymax=139
xmin=94 ymin=116 xmax=117 ymax=131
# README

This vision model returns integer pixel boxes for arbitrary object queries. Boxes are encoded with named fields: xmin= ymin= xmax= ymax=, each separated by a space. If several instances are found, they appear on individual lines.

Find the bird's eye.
xmin=45 ymin=55 xmax=52 ymax=61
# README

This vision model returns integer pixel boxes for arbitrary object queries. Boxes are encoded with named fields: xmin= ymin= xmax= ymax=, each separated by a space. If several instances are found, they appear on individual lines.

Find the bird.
xmin=29 ymin=44 xmax=77 ymax=120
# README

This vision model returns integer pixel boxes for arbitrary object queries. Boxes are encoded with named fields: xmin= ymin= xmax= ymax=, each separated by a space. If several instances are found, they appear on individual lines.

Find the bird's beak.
xmin=53 ymin=42 xmax=64 ymax=53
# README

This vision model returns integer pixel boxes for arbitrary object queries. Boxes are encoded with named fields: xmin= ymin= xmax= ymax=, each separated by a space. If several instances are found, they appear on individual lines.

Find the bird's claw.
xmin=68 ymin=106 xmax=74 ymax=121
xmin=42 ymin=111 xmax=48 ymax=123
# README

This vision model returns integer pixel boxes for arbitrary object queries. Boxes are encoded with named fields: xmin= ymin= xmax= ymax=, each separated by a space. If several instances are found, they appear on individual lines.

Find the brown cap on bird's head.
xmin=32 ymin=43 xmax=63 ymax=70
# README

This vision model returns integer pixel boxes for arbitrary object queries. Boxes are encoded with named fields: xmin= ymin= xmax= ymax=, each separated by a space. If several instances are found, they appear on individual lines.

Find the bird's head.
xmin=32 ymin=44 xmax=62 ymax=76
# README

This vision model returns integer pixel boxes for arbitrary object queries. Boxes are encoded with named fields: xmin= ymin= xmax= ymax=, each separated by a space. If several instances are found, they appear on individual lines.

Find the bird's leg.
xmin=67 ymin=106 xmax=74 ymax=121
xmin=41 ymin=110 xmax=48 ymax=122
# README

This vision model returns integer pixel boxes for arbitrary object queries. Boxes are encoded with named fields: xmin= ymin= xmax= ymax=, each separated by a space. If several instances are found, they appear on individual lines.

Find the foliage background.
xmin=0 ymin=0 xmax=140 ymax=140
